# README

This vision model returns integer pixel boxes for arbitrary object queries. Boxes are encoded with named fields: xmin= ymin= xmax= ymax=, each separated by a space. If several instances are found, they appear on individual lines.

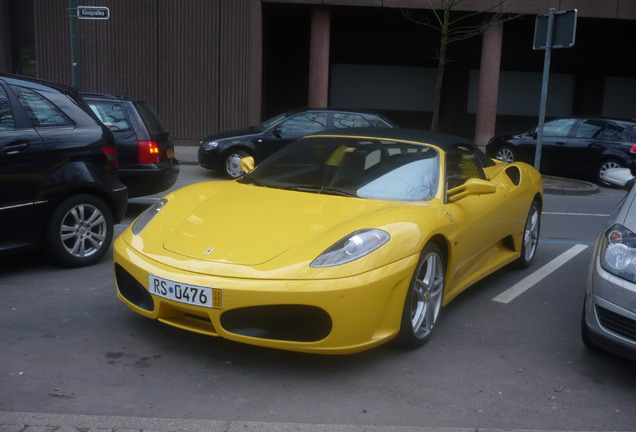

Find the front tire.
xmin=396 ymin=243 xmax=445 ymax=348
xmin=46 ymin=194 xmax=114 ymax=268
xmin=223 ymin=149 xmax=249 ymax=179
xmin=514 ymin=200 xmax=541 ymax=269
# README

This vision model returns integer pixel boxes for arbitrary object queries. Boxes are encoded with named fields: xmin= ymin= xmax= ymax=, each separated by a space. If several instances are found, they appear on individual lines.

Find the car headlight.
xmin=310 ymin=229 xmax=390 ymax=268
xmin=600 ymin=223 xmax=636 ymax=283
xmin=132 ymin=199 xmax=167 ymax=235
xmin=201 ymin=140 xmax=220 ymax=150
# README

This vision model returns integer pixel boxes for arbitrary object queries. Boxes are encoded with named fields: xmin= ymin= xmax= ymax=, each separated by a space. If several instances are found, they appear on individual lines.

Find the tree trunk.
xmin=431 ymin=7 xmax=450 ymax=132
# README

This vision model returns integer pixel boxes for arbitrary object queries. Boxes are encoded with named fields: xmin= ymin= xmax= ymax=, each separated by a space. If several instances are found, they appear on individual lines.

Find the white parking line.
xmin=492 ymin=244 xmax=589 ymax=304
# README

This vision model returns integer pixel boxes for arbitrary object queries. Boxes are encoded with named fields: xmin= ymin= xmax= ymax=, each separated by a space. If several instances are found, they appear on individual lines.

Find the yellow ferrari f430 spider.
xmin=114 ymin=128 xmax=543 ymax=354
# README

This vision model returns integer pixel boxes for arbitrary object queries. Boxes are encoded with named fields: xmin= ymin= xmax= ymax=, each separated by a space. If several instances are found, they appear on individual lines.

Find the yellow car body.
xmin=114 ymin=129 xmax=543 ymax=354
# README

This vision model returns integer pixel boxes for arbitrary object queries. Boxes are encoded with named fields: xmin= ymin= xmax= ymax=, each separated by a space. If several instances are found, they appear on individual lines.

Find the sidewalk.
xmin=173 ymin=145 xmax=599 ymax=196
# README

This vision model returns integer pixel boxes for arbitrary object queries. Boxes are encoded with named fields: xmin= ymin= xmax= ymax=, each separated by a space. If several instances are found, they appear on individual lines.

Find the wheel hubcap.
xmin=411 ymin=252 xmax=444 ymax=339
xmin=60 ymin=204 xmax=107 ymax=258
xmin=497 ymin=148 xmax=514 ymax=163
xmin=600 ymin=161 xmax=620 ymax=179
xmin=226 ymin=154 xmax=245 ymax=178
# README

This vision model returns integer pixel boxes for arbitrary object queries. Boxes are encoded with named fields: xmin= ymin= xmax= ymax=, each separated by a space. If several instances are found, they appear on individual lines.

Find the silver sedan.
xmin=582 ymin=168 xmax=636 ymax=361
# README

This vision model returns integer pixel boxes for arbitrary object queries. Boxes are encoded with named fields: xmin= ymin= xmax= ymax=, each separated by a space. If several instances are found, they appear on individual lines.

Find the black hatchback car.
xmin=486 ymin=117 xmax=636 ymax=186
xmin=198 ymin=108 xmax=396 ymax=178
xmin=82 ymin=93 xmax=179 ymax=197
xmin=0 ymin=74 xmax=127 ymax=267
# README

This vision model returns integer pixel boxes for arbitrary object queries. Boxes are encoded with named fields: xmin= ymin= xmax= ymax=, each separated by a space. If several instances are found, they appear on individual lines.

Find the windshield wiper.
xmin=281 ymin=184 xmax=357 ymax=197
xmin=240 ymin=175 xmax=269 ymax=187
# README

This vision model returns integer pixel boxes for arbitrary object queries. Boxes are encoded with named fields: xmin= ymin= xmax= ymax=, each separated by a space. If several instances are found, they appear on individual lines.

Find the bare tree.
xmin=403 ymin=0 xmax=518 ymax=131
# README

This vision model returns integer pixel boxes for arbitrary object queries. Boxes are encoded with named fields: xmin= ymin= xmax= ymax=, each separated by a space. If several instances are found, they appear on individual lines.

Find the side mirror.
xmin=601 ymin=167 xmax=636 ymax=190
xmin=447 ymin=178 xmax=497 ymax=202
xmin=239 ymin=156 xmax=255 ymax=174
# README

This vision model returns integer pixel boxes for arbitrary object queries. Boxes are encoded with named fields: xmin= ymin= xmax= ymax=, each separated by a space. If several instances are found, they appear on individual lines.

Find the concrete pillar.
xmin=474 ymin=22 xmax=503 ymax=148
xmin=308 ymin=6 xmax=331 ymax=108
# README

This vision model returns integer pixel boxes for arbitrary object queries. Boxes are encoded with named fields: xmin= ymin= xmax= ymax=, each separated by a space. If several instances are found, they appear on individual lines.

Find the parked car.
xmin=82 ymin=93 xmax=179 ymax=197
xmin=198 ymin=108 xmax=396 ymax=178
xmin=582 ymin=167 xmax=636 ymax=361
xmin=115 ymin=128 xmax=542 ymax=354
xmin=0 ymin=74 xmax=127 ymax=267
xmin=485 ymin=117 xmax=636 ymax=186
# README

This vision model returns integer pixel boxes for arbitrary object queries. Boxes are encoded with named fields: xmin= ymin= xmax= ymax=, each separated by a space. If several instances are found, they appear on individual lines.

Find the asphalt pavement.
xmin=0 ymin=146 xmax=603 ymax=432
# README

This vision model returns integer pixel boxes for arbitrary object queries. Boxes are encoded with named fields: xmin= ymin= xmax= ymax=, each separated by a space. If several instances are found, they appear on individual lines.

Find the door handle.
xmin=556 ymin=141 xmax=566 ymax=146
xmin=1 ymin=141 xmax=30 ymax=155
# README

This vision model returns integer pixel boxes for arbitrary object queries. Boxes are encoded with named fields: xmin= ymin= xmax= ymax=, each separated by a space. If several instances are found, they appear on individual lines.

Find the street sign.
xmin=77 ymin=6 xmax=110 ymax=20
xmin=533 ymin=9 xmax=577 ymax=50
xmin=531 ymin=8 xmax=577 ymax=171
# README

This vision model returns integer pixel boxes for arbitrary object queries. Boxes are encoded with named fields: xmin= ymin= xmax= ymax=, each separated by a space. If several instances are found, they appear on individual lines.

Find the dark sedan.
xmin=486 ymin=117 xmax=636 ymax=186
xmin=198 ymin=108 xmax=396 ymax=178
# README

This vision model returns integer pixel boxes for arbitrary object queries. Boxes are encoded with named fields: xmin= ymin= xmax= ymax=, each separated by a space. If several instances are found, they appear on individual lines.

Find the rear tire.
xmin=495 ymin=146 xmax=516 ymax=163
xmin=396 ymin=243 xmax=445 ymax=349
xmin=46 ymin=194 xmax=114 ymax=268
xmin=597 ymin=159 xmax=623 ymax=187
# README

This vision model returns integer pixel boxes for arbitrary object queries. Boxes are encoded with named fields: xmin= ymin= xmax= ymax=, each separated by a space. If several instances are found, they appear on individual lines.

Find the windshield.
xmin=238 ymin=136 xmax=440 ymax=202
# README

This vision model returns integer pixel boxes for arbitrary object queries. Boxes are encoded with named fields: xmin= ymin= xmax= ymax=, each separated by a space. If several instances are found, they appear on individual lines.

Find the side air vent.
xmin=505 ymin=166 xmax=521 ymax=186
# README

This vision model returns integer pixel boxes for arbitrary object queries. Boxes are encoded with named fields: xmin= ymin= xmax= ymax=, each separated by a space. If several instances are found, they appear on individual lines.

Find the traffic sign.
xmin=77 ymin=6 xmax=110 ymax=20
xmin=533 ymin=9 xmax=577 ymax=50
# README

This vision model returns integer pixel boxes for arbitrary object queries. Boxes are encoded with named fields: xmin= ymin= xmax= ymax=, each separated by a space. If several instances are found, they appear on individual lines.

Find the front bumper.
xmin=583 ymin=256 xmax=636 ymax=361
xmin=113 ymin=236 xmax=418 ymax=354
xmin=197 ymin=146 xmax=222 ymax=170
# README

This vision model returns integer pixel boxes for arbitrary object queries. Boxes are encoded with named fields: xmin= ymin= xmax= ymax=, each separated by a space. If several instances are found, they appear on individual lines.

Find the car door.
xmin=0 ymin=81 xmax=47 ymax=245
xmin=536 ymin=118 xmax=577 ymax=174
xmin=257 ymin=111 xmax=328 ymax=159
xmin=565 ymin=118 xmax=612 ymax=178
xmin=443 ymin=145 xmax=514 ymax=297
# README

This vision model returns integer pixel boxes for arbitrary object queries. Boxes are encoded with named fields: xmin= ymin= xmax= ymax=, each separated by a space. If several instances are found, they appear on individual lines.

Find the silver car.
xmin=582 ymin=168 xmax=636 ymax=361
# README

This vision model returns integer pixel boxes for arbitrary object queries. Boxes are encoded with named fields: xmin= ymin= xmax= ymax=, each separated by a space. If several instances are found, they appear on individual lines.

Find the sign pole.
xmin=68 ymin=0 xmax=81 ymax=90
xmin=534 ymin=8 xmax=555 ymax=171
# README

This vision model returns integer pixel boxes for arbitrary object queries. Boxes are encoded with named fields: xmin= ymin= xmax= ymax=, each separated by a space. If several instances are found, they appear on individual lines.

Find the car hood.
xmin=202 ymin=127 xmax=262 ymax=142
xmin=160 ymin=182 xmax=402 ymax=267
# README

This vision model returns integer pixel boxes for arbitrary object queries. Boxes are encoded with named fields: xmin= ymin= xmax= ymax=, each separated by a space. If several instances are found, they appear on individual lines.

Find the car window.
xmin=333 ymin=113 xmax=371 ymax=129
xmin=446 ymin=145 xmax=486 ymax=190
xmin=574 ymin=119 xmax=607 ymax=139
xmin=0 ymin=86 xmax=15 ymax=130
xmin=542 ymin=118 xmax=576 ymax=137
xmin=87 ymin=101 xmax=132 ymax=132
xmin=134 ymin=101 xmax=169 ymax=135
xmin=276 ymin=112 xmax=327 ymax=138
xmin=10 ymin=85 xmax=73 ymax=127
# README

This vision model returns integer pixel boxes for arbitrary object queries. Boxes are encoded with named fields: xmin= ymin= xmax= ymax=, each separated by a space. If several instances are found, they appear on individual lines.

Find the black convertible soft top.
xmin=313 ymin=127 xmax=495 ymax=168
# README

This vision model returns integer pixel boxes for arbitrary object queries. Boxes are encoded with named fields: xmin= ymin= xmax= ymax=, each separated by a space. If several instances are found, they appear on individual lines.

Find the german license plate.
xmin=148 ymin=275 xmax=222 ymax=309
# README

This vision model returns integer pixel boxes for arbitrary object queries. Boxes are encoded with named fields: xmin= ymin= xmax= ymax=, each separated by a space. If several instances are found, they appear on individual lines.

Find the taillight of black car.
xmin=101 ymin=145 xmax=119 ymax=168
xmin=139 ymin=140 xmax=161 ymax=164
